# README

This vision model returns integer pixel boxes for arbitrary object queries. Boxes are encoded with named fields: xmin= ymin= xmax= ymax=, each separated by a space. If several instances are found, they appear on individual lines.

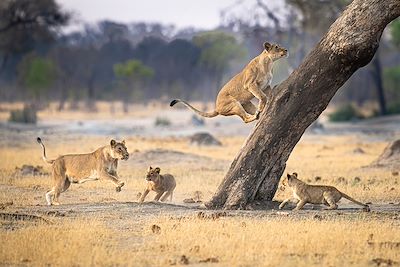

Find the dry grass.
xmin=0 ymin=218 xmax=125 ymax=266
xmin=1 ymin=134 xmax=398 ymax=205
xmin=1 ymin=102 xmax=399 ymax=266
xmin=143 ymin=215 xmax=400 ymax=267
xmin=2 ymin=215 xmax=399 ymax=266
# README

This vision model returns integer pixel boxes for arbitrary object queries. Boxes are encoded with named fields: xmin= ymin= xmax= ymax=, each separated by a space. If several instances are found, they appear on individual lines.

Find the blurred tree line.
xmin=0 ymin=0 xmax=399 ymax=116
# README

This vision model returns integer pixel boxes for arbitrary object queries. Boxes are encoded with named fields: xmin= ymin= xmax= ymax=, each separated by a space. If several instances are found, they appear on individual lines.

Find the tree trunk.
xmin=206 ymin=0 xmax=400 ymax=210
xmin=86 ymin=75 xmax=97 ymax=112
xmin=371 ymin=51 xmax=387 ymax=115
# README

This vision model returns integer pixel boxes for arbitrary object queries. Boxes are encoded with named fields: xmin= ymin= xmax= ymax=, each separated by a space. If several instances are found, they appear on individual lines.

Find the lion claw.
xmin=115 ymin=182 xmax=124 ymax=192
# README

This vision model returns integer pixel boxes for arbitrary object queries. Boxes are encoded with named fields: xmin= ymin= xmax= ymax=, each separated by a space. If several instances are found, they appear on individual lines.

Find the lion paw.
xmin=115 ymin=182 xmax=125 ymax=192
xmin=115 ymin=186 xmax=122 ymax=192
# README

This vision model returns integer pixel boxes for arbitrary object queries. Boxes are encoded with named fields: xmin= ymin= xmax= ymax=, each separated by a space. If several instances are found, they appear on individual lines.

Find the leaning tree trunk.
xmin=207 ymin=0 xmax=400 ymax=210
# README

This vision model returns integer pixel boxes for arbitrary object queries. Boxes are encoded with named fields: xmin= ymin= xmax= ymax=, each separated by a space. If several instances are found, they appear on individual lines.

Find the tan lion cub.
xmin=279 ymin=173 xmax=369 ymax=211
xmin=37 ymin=137 xmax=128 ymax=205
xmin=139 ymin=166 xmax=176 ymax=202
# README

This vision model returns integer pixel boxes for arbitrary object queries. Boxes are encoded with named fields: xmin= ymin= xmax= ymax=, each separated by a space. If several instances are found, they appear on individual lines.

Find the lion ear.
xmin=110 ymin=139 xmax=116 ymax=147
xmin=148 ymin=166 xmax=153 ymax=171
xmin=155 ymin=167 xmax=160 ymax=174
xmin=264 ymin=42 xmax=272 ymax=51
xmin=121 ymin=140 xmax=125 ymax=145
xmin=287 ymin=173 xmax=291 ymax=179
xmin=293 ymin=172 xmax=298 ymax=177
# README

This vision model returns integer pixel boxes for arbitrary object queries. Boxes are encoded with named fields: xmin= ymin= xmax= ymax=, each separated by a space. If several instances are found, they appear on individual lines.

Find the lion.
xmin=139 ymin=166 xmax=176 ymax=202
xmin=36 ymin=137 xmax=128 ymax=205
xmin=279 ymin=173 xmax=370 ymax=211
xmin=170 ymin=42 xmax=288 ymax=123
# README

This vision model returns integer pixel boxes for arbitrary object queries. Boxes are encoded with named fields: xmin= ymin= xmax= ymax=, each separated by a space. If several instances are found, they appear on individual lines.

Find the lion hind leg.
xmin=323 ymin=192 xmax=338 ymax=210
xmin=45 ymin=189 xmax=55 ymax=205
xmin=242 ymin=101 xmax=257 ymax=115
xmin=160 ymin=190 xmax=173 ymax=202
xmin=51 ymin=176 xmax=71 ymax=206
xmin=223 ymin=101 xmax=257 ymax=123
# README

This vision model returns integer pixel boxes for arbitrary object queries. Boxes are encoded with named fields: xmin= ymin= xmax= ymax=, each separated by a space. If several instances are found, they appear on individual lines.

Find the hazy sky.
xmin=58 ymin=0 xmax=239 ymax=31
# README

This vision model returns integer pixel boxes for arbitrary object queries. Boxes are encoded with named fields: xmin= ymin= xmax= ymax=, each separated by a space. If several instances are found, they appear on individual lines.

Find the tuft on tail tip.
xmin=170 ymin=99 xmax=178 ymax=107
xmin=36 ymin=137 xmax=42 ymax=143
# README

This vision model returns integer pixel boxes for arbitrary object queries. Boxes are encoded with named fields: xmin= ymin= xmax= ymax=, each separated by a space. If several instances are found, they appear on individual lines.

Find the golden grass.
xmin=142 ymin=215 xmax=400 ymax=267
xmin=1 ymin=215 xmax=399 ymax=267
xmin=1 ymin=103 xmax=399 ymax=266
xmin=1 ymin=134 xmax=398 ymax=205
xmin=0 ymin=218 xmax=122 ymax=266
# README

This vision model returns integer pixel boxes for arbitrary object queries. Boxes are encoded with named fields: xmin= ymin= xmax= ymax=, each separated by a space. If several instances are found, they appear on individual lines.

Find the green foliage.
xmin=387 ymin=101 xmax=400 ymax=115
xmin=113 ymin=59 xmax=154 ymax=79
xmin=193 ymin=31 xmax=246 ymax=73
xmin=328 ymin=104 xmax=363 ymax=122
xmin=8 ymin=105 xmax=37 ymax=124
xmin=113 ymin=59 xmax=154 ymax=103
xmin=383 ymin=65 xmax=400 ymax=115
xmin=390 ymin=19 xmax=400 ymax=48
xmin=384 ymin=65 xmax=400 ymax=94
xmin=0 ymin=0 xmax=69 ymax=54
xmin=154 ymin=117 xmax=171 ymax=127
xmin=18 ymin=54 xmax=57 ymax=99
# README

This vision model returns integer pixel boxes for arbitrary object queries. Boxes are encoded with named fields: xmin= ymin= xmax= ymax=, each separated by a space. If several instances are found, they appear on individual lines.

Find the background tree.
xmin=113 ymin=59 xmax=154 ymax=112
xmin=17 ymin=53 xmax=57 ymax=105
xmin=383 ymin=18 xmax=400 ymax=114
xmin=0 ymin=0 xmax=68 ymax=77
xmin=390 ymin=19 xmax=400 ymax=48
xmin=193 ymin=31 xmax=246 ymax=100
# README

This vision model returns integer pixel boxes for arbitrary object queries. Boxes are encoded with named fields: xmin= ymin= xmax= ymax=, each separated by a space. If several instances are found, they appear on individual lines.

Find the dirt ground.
xmin=1 ymin=102 xmax=400 ymax=266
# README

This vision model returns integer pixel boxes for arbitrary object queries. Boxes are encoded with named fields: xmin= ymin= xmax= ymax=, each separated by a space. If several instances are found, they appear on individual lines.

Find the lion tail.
xmin=36 ymin=137 xmax=55 ymax=164
xmin=341 ymin=192 xmax=369 ymax=208
xmin=170 ymin=99 xmax=218 ymax=118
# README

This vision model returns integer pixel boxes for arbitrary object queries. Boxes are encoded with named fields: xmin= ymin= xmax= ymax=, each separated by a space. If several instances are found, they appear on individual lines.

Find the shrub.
xmin=387 ymin=101 xmax=400 ymax=115
xmin=154 ymin=117 xmax=171 ymax=127
xmin=328 ymin=104 xmax=362 ymax=122
xmin=8 ymin=104 xmax=37 ymax=124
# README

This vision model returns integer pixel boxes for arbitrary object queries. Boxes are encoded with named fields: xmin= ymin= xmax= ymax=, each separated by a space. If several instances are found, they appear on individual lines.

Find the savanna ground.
xmin=0 ymin=102 xmax=400 ymax=266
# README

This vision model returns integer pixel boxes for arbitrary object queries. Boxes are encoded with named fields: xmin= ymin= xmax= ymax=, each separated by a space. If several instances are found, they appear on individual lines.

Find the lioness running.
xmin=37 ymin=137 xmax=128 ymax=205
xmin=279 ymin=173 xmax=370 ymax=211
xmin=139 ymin=166 xmax=176 ymax=202
xmin=170 ymin=42 xmax=288 ymax=123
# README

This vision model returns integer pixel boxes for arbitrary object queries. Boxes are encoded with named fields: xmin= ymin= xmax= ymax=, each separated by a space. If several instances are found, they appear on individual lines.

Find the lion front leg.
xmin=100 ymin=172 xmax=125 ymax=192
xmin=248 ymin=85 xmax=267 ymax=120
xmin=139 ymin=189 xmax=150 ymax=203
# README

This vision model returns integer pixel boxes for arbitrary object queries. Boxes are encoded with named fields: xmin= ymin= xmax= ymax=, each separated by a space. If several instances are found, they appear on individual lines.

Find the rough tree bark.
xmin=207 ymin=0 xmax=400 ymax=210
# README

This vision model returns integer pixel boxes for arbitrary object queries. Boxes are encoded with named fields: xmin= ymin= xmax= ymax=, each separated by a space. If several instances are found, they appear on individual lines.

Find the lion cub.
xmin=279 ymin=173 xmax=369 ymax=211
xmin=170 ymin=42 xmax=288 ymax=123
xmin=37 ymin=137 xmax=128 ymax=205
xmin=139 ymin=166 xmax=176 ymax=202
